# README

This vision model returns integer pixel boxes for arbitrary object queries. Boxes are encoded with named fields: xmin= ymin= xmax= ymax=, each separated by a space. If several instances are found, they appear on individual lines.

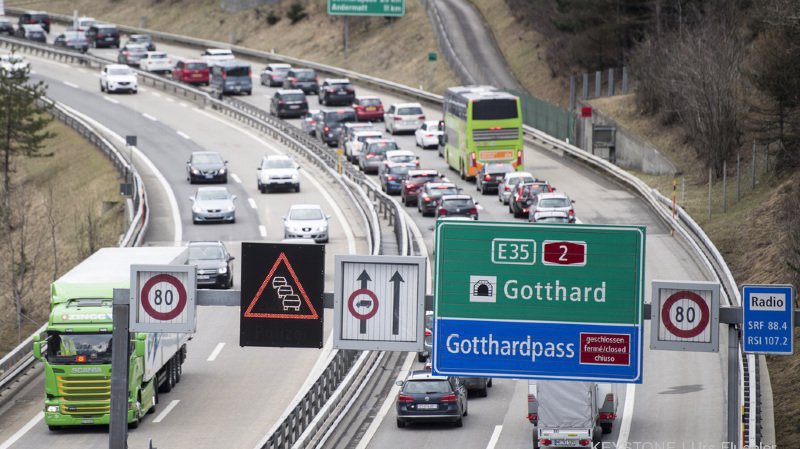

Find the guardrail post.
xmin=594 ymin=71 xmax=602 ymax=98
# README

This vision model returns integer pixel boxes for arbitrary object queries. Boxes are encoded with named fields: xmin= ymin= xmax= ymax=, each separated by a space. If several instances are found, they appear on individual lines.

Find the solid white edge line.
xmin=152 ymin=399 xmax=180 ymax=423
xmin=177 ymin=131 xmax=191 ymax=140
xmin=355 ymin=352 xmax=415 ymax=449
xmin=142 ymin=113 xmax=157 ymax=121
xmin=59 ymin=104 xmax=182 ymax=243
xmin=231 ymin=173 xmax=242 ymax=184
xmin=258 ymin=225 xmax=267 ymax=237
xmin=193 ymin=109 xmax=357 ymax=254
xmin=248 ymin=198 xmax=257 ymax=209
xmin=616 ymin=383 xmax=636 ymax=447
xmin=103 ymin=96 xmax=119 ymax=104
xmin=486 ymin=425 xmax=503 ymax=449
xmin=207 ymin=342 xmax=225 ymax=361
xmin=63 ymin=81 xmax=78 ymax=88
xmin=0 ymin=412 xmax=43 ymax=449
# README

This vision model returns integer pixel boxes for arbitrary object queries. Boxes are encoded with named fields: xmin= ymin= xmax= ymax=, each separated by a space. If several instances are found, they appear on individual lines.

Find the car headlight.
xmin=192 ymin=205 xmax=202 ymax=213
xmin=225 ymin=205 xmax=235 ymax=212
xmin=191 ymin=168 xmax=199 ymax=174
xmin=46 ymin=405 xmax=59 ymax=413
xmin=291 ymin=174 xmax=299 ymax=181
xmin=219 ymin=168 xmax=227 ymax=174
xmin=218 ymin=266 xmax=227 ymax=274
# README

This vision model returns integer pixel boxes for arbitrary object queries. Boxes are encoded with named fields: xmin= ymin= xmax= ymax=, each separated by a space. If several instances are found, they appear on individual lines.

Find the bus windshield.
xmin=472 ymin=98 xmax=518 ymax=120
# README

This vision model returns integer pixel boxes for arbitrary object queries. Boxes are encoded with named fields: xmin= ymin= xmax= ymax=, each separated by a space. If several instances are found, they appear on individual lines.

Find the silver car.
xmin=498 ymin=171 xmax=536 ymax=204
xmin=283 ymin=204 xmax=330 ymax=243
xmin=358 ymin=138 xmax=399 ymax=174
xmin=190 ymin=186 xmax=237 ymax=224
xmin=257 ymin=154 xmax=300 ymax=193
xmin=528 ymin=191 xmax=575 ymax=223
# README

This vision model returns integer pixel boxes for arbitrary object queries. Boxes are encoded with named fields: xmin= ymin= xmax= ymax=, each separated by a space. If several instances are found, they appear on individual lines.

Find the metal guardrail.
xmin=1 ymin=12 xmax=758 ymax=446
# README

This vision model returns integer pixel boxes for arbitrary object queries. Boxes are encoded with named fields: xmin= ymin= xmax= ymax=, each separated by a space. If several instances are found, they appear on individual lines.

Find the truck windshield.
xmin=46 ymin=333 xmax=113 ymax=364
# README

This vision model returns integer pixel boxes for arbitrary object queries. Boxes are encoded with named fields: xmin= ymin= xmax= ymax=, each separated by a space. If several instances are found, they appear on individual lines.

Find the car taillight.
xmin=600 ymin=412 xmax=616 ymax=420
xmin=539 ymin=440 xmax=552 ymax=446
xmin=123 ymin=51 xmax=130 ymax=56
xmin=323 ymin=126 xmax=329 ymax=133
xmin=523 ymin=208 xmax=528 ymax=213
xmin=424 ymin=329 xmax=432 ymax=337
xmin=569 ymin=209 xmax=575 ymax=216
xmin=272 ymin=74 xmax=279 ymax=79
xmin=366 ymin=153 xmax=376 ymax=159
xmin=222 ymin=71 xmax=227 ymax=80
xmin=394 ymin=116 xmax=402 ymax=121
xmin=397 ymin=394 xmax=414 ymax=403
xmin=441 ymin=394 xmax=457 ymax=402
xmin=419 ymin=115 xmax=426 ymax=120
xmin=415 ymin=160 xmax=420 ymax=166
xmin=278 ymin=100 xmax=285 ymax=105
xmin=579 ymin=439 xmax=591 ymax=446
xmin=438 ymin=208 xmax=447 ymax=215
xmin=387 ymin=175 xmax=395 ymax=181
xmin=469 ymin=207 xmax=478 ymax=215
xmin=423 ymin=196 xmax=432 ymax=202
xmin=425 ymin=133 xmax=433 ymax=138
xmin=527 ymin=413 xmax=538 ymax=423
xmin=484 ymin=174 xmax=492 ymax=181
xmin=504 ymin=185 xmax=510 ymax=191
xmin=470 ymin=152 xmax=477 ymax=167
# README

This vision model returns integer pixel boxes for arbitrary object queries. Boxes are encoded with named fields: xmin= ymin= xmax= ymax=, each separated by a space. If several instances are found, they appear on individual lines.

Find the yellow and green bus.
xmin=442 ymin=86 xmax=524 ymax=180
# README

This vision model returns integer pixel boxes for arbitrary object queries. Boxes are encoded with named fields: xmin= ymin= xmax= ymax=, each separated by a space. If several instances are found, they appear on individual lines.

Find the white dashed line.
xmin=138 ymin=87 xmax=147 ymax=93
xmin=231 ymin=173 xmax=242 ymax=184
xmin=63 ymin=81 xmax=79 ymax=88
xmin=259 ymin=225 xmax=267 ymax=237
xmin=103 ymin=96 xmax=119 ymax=104
xmin=179 ymin=102 xmax=189 ymax=108
xmin=486 ymin=425 xmax=503 ymax=449
xmin=248 ymin=198 xmax=257 ymax=209
xmin=207 ymin=343 xmax=225 ymax=361
xmin=177 ymin=131 xmax=191 ymax=140
xmin=166 ymin=97 xmax=175 ymax=103
xmin=77 ymin=68 xmax=87 ymax=74
xmin=151 ymin=92 xmax=162 ymax=98
xmin=142 ymin=113 xmax=157 ymax=121
xmin=153 ymin=400 xmax=179 ymax=423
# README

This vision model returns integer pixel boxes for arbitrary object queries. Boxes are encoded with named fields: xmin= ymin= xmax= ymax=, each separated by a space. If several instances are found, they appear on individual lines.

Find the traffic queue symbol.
xmin=469 ymin=275 xmax=497 ymax=303
xmin=243 ymin=252 xmax=319 ymax=320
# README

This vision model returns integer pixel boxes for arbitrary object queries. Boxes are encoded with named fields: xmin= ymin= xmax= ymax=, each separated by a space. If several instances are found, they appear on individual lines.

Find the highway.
xmin=0 ymin=21 xmax=729 ymax=449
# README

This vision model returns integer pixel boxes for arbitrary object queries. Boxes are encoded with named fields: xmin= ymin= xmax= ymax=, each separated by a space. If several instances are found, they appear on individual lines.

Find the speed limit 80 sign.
xmin=650 ymin=280 xmax=719 ymax=352
xmin=130 ymin=265 xmax=196 ymax=333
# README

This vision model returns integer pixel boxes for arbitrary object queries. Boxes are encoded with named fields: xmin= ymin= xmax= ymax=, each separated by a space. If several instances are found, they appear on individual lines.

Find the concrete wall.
xmin=576 ymin=105 xmax=678 ymax=176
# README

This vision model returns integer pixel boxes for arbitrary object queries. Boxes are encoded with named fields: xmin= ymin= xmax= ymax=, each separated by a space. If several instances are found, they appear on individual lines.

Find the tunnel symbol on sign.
xmin=469 ymin=275 xmax=497 ymax=303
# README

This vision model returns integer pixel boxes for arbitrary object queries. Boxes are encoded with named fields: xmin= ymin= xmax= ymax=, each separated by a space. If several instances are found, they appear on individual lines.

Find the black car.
xmin=186 ymin=241 xmax=234 ymax=289
xmin=18 ymin=11 xmax=50 ymax=33
xmin=127 ymin=34 xmax=156 ymax=51
xmin=417 ymin=182 xmax=460 ymax=216
xmin=508 ymin=181 xmax=553 ymax=218
xmin=86 ymin=24 xmax=120 ymax=49
xmin=54 ymin=31 xmax=89 ymax=53
xmin=0 ymin=18 xmax=15 ymax=35
xmin=476 ymin=163 xmax=515 ymax=194
xmin=316 ymin=108 xmax=357 ymax=146
xmin=319 ymin=78 xmax=355 ymax=106
xmin=395 ymin=370 xmax=468 ymax=428
xmin=270 ymin=89 xmax=309 ymax=118
xmin=435 ymin=194 xmax=479 ymax=220
xmin=15 ymin=24 xmax=46 ymax=43
xmin=283 ymin=68 xmax=318 ymax=94
xmin=117 ymin=43 xmax=148 ymax=66
xmin=186 ymin=151 xmax=228 ymax=184
xmin=378 ymin=162 xmax=412 ymax=195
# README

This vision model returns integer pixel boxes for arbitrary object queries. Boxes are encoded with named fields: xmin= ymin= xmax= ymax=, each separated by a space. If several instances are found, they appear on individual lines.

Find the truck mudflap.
xmin=536 ymin=428 xmax=596 ymax=448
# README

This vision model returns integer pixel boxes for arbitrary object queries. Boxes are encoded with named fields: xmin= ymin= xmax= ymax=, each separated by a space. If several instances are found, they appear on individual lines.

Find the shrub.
xmin=287 ymin=3 xmax=308 ymax=25
xmin=267 ymin=10 xmax=281 ymax=25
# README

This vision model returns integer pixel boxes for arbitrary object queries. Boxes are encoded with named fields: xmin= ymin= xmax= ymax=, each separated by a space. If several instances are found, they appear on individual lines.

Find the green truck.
xmin=33 ymin=247 xmax=192 ymax=430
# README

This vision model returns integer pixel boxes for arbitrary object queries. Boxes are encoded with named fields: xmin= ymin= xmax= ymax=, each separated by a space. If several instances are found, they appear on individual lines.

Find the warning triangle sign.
xmin=243 ymin=252 xmax=319 ymax=320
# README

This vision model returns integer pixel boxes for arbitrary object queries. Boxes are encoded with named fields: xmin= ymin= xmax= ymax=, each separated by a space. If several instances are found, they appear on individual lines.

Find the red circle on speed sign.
xmin=141 ymin=274 xmax=187 ymax=321
xmin=661 ymin=290 xmax=710 ymax=338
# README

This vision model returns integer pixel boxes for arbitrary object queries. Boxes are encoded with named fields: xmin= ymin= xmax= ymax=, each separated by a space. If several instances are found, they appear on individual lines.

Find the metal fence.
xmin=511 ymin=89 xmax=575 ymax=143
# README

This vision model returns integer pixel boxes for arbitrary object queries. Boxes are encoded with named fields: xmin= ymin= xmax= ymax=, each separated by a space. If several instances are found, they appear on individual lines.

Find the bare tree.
xmin=45 ymin=181 xmax=59 ymax=281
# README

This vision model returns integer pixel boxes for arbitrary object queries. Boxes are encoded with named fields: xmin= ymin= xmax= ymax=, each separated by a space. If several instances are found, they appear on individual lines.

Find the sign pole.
xmin=727 ymin=324 xmax=739 ymax=448
xmin=343 ymin=16 xmax=349 ymax=59
xmin=110 ymin=288 xmax=130 ymax=449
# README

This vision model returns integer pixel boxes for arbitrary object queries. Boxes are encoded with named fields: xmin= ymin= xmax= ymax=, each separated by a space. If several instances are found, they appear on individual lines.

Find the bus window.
xmin=472 ymin=98 xmax=518 ymax=120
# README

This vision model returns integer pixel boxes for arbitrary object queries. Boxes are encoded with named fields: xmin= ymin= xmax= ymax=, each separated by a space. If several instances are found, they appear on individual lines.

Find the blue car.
xmin=379 ymin=162 xmax=413 ymax=195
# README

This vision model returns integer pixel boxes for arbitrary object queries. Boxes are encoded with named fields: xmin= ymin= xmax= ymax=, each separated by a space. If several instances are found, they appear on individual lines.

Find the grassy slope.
xmin=0 ymin=118 xmax=124 ymax=354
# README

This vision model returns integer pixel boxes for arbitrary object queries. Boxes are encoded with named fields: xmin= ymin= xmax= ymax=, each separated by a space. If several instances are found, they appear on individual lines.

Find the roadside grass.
xmin=0 ymin=118 xmax=124 ymax=355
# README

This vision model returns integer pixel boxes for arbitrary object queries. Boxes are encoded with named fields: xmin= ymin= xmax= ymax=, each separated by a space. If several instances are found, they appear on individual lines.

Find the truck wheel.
xmin=601 ymin=423 xmax=612 ymax=434
xmin=174 ymin=355 xmax=182 ymax=383
xmin=417 ymin=352 xmax=427 ymax=363
xmin=454 ymin=417 xmax=463 ymax=427
xmin=479 ymin=387 xmax=488 ymax=398
xmin=159 ymin=359 xmax=174 ymax=393
xmin=488 ymin=378 xmax=493 ymax=387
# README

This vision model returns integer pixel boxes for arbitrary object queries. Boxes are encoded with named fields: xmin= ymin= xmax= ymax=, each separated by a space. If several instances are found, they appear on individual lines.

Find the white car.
xmin=283 ymin=204 xmax=330 ymax=243
xmin=345 ymin=130 xmax=382 ymax=163
xmin=201 ymin=48 xmax=234 ymax=66
xmin=0 ymin=54 xmax=30 ymax=76
xmin=414 ymin=120 xmax=443 ymax=149
xmin=257 ymin=154 xmax=300 ymax=193
xmin=99 ymin=64 xmax=138 ymax=94
xmin=383 ymin=149 xmax=419 ymax=166
xmin=139 ymin=51 xmax=173 ymax=74
xmin=384 ymin=102 xmax=425 ymax=135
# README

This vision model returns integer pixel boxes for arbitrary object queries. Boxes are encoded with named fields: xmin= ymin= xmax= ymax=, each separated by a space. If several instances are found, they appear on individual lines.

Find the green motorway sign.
xmin=327 ymin=0 xmax=405 ymax=16
xmin=432 ymin=221 xmax=646 ymax=383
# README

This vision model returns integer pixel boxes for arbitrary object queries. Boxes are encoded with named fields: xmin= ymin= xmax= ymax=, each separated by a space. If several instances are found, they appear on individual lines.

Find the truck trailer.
xmin=33 ymin=247 xmax=192 ymax=430
xmin=529 ymin=380 xmax=618 ymax=448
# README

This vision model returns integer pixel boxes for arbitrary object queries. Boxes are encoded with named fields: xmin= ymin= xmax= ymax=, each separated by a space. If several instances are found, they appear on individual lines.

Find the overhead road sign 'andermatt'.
xmin=327 ymin=0 xmax=405 ymax=17
xmin=130 ymin=265 xmax=196 ymax=333
xmin=432 ymin=221 xmax=646 ymax=383
xmin=333 ymin=255 xmax=426 ymax=351
xmin=650 ymin=280 xmax=720 ymax=352
xmin=240 ymin=242 xmax=324 ymax=348
xmin=742 ymin=284 xmax=794 ymax=355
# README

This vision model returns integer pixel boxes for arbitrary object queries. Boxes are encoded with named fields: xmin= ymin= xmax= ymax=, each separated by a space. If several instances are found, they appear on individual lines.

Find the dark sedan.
xmin=54 ymin=31 xmax=89 ymax=53
xmin=0 ymin=18 xmax=14 ymax=35
xmin=508 ymin=181 xmax=553 ymax=218
xmin=379 ymin=162 xmax=412 ymax=195
xmin=395 ymin=370 xmax=467 ymax=428
xmin=186 ymin=241 xmax=235 ymax=289
xmin=417 ymin=182 xmax=460 ymax=216
xmin=476 ymin=162 xmax=515 ymax=194
xmin=15 ymin=24 xmax=46 ymax=43
xmin=400 ymin=170 xmax=445 ymax=206
xmin=117 ymin=43 xmax=148 ymax=66
xmin=435 ymin=194 xmax=479 ymax=220
xmin=187 ymin=151 xmax=228 ymax=184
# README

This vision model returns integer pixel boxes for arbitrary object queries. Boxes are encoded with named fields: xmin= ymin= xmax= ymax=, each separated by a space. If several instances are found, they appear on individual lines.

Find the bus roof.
xmin=461 ymin=91 xmax=519 ymax=101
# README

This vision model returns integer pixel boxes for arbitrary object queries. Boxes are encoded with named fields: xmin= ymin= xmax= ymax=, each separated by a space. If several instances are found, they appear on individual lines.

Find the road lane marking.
xmin=0 ymin=412 xmax=43 ymax=449
xmin=259 ymin=225 xmax=267 ymax=237
xmin=152 ymin=92 xmax=162 ymax=98
xmin=207 ymin=342 xmax=225 ymax=361
xmin=142 ymin=113 xmax=158 ymax=121
xmin=166 ymin=97 xmax=175 ymax=103
xmin=153 ymin=399 xmax=179 ymax=423
xmin=103 ymin=96 xmax=120 ymax=104
xmin=138 ymin=87 xmax=147 ymax=93
xmin=63 ymin=81 xmax=79 ymax=88
xmin=248 ymin=198 xmax=257 ymax=209
xmin=179 ymin=102 xmax=189 ymax=108
xmin=193 ymin=109 xmax=358 ymax=254
xmin=486 ymin=425 xmax=502 ymax=449
xmin=177 ymin=131 xmax=191 ymax=140
xmin=231 ymin=173 xmax=242 ymax=184
xmin=616 ymin=383 xmax=636 ymax=448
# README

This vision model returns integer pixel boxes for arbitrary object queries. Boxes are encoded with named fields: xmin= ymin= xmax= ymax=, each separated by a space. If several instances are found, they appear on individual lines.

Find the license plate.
xmin=192 ymin=73 xmax=201 ymax=78
xmin=289 ymin=105 xmax=299 ymax=109
xmin=198 ymin=275 xmax=209 ymax=280
xmin=205 ymin=174 xmax=213 ymax=179
xmin=337 ymin=90 xmax=346 ymax=94
xmin=553 ymin=440 xmax=574 ymax=446
xmin=416 ymin=404 xmax=438 ymax=410
xmin=82 ymin=419 xmax=94 ymax=424
xmin=366 ymin=107 xmax=376 ymax=111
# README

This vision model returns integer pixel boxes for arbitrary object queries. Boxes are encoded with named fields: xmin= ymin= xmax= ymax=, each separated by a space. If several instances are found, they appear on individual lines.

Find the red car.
xmin=400 ymin=170 xmax=445 ymax=206
xmin=353 ymin=96 xmax=384 ymax=122
xmin=172 ymin=59 xmax=210 ymax=86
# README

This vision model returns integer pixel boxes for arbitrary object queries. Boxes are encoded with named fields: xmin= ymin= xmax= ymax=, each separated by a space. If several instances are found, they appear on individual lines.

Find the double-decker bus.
xmin=442 ymin=85 xmax=524 ymax=180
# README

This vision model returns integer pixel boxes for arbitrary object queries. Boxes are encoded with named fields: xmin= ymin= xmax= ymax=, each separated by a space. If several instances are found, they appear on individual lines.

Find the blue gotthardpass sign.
xmin=742 ymin=284 xmax=794 ymax=355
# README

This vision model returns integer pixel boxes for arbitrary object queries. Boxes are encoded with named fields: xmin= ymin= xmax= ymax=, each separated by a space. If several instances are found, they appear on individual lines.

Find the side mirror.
xmin=281 ymin=216 xmax=286 ymax=220
xmin=231 ymin=195 xmax=238 ymax=201
xmin=571 ymin=199 xmax=576 ymax=204
xmin=135 ymin=334 xmax=146 ymax=358
xmin=551 ymin=187 xmax=557 ymax=191
xmin=257 ymin=167 xmax=261 ymax=170
xmin=326 ymin=215 xmax=331 ymax=220
xmin=189 ymin=196 xmax=195 ymax=202
xmin=395 ymin=380 xmax=404 ymax=387
xmin=474 ymin=201 xmax=480 ymax=205
xmin=229 ymin=256 xmax=236 ymax=261
xmin=33 ymin=334 xmax=42 ymax=360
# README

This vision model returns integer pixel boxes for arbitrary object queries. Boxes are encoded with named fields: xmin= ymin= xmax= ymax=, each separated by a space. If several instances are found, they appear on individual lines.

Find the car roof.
xmin=94 ymin=24 xmax=118 ymax=29
xmin=345 ymin=122 xmax=373 ymax=128
xmin=264 ymin=154 xmax=293 ymax=160
xmin=391 ymin=102 xmax=423 ymax=108
xmin=267 ymin=63 xmax=292 ymax=68
xmin=196 ymin=186 xmax=230 ymax=192
xmin=276 ymin=89 xmax=305 ymax=95
xmin=23 ymin=24 xmax=44 ymax=30
xmin=289 ymin=204 xmax=323 ymax=211
xmin=357 ymin=95 xmax=381 ymax=100
xmin=105 ymin=64 xmax=131 ymax=70
xmin=408 ymin=169 xmax=439 ymax=176
xmin=124 ymin=43 xmax=148 ymax=49
xmin=365 ymin=138 xmax=396 ymax=144
xmin=385 ymin=150 xmax=415 ymax=157
xmin=177 ymin=58 xmax=207 ymax=64
xmin=290 ymin=68 xmax=314 ymax=73
xmin=406 ymin=370 xmax=449 ymax=381
xmin=324 ymin=78 xmax=350 ymax=83
xmin=441 ymin=194 xmax=473 ymax=201
xmin=537 ymin=191 xmax=570 ymax=200
xmin=205 ymin=48 xmax=233 ymax=54
xmin=505 ymin=171 xmax=534 ymax=179
xmin=130 ymin=33 xmax=150 ymax=38
xmin=192 ymin=151 xmax=223 ymax=157
xmin=354 ymin=130 xmax=382 ymax=137
xmin=188 ymin=240 xmax=225 ymax=247
xmin=426 ymin=182 xmax=457 ymax=188
xmin=146 ymin=51 xmax=167 ymax=56
xmin=216 ymin=59 xmax=250 ymax=67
